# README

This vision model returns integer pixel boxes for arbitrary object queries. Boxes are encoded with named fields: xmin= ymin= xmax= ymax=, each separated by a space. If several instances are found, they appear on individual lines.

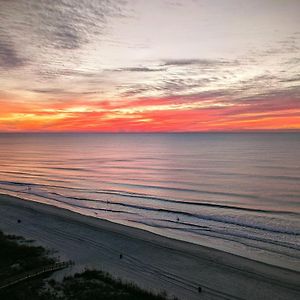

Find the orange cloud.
xmin=0 ymin=92 xmax=300 ymax=132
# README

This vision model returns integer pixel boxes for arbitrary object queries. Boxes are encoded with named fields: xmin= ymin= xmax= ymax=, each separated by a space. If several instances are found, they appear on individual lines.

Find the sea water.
xmin=0 ymin=133 xmax=299 ymax=270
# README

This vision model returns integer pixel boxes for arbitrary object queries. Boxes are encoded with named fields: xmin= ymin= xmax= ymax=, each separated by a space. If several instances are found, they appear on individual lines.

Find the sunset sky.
xmin=0 ymin=0 xmax=299 ymax=132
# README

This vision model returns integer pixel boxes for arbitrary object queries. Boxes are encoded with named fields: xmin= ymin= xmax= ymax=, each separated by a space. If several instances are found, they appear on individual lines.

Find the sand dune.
xmin=0 ymin=194 xmax=299 ymax=300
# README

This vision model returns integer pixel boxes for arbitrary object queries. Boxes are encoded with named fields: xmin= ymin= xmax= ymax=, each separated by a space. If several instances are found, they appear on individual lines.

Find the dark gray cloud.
xmin=117 ymin=89 xmax=232 ymax=112
xmin=35 ymin=68 xmax=101 ymax=81
xmin=0 ymin=0 xmax=129 ymax=70
xmin=161 ymin=58 xmax=237 ymax=67
xmin=119 ymin=74 xmax=220 ymax=98
xmin=119 ymin=84 xmax=158 ymax=98
xmin=0 ymin=35 xmax=27 ymax=69
xmin=28 ymin=87 xmax=103 ymax=98
xmin=30 ymin=88 xmax=67 ymax=94
xmin=34 ymin=1 xmax=87 ymax=50
xmin=113 ymin=67 xmax=165 ymax=72
xmin=280 ymin=76 xmax=300 ymax=83
xmin=32 ymin=0 xmax=128 ymax=50
xmin=119 ymin=77 xmax=227 ymax=99
xmin=285 ymin=57 xmax=300 ymax=65
xmin=52 ymin=25 xmax=82 ymax=50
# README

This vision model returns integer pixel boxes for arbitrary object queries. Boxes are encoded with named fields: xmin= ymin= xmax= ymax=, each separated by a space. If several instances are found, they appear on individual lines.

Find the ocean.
xmin=0 ymin=133 xmax=299 ymax=270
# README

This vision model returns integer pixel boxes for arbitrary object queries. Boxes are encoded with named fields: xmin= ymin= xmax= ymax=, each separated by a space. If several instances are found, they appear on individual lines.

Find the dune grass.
xmin=0 ymin=230 xmax=56 ymax=282
xmin=43 ymin=269 xmax=174 ymax=300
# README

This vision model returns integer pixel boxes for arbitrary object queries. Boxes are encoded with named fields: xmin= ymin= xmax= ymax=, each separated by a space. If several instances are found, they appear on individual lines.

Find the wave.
xmin=129 ymin=219 xmax=300 ymax=254
xmin=68 ymin=198 xmax=300 ymax=235
xmin=0 ymin=180 xmax=298 ymax=216
xmin=104 ymin=181 xmax=268 ymax=200
xmin=1 ymin=179 xmax=300 ymax=241
xmin=2 ymin=184 xmax=298 ymax=236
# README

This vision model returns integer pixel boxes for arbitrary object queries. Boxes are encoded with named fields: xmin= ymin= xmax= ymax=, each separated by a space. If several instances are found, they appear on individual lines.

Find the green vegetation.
xmin=42 ymin=270 xmax=172 ymax=300
xmin=0 ymin=231 xmax=177 ymax=300
xmin=0 ymin=231 xmax=56 ymax=282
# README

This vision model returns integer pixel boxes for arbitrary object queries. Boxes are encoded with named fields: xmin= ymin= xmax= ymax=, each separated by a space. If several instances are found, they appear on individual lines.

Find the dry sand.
xmin=0 ymin=193 xmax=299 ymax=300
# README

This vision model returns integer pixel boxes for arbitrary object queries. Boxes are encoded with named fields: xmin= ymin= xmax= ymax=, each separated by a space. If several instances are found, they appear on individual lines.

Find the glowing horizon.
xmin=1 ymin=0 xmax=299 ymax=132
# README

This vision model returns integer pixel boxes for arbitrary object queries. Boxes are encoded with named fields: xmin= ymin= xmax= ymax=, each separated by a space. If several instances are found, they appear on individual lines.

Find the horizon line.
xmin=0 ymin=130 xmax=299 ymax=134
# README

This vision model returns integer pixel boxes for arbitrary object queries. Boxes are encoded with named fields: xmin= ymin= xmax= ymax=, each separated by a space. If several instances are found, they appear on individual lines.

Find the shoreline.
xmin=0 ymin=193 xmax=299 ymax=300
xmin=1 ymin=187 xmax=298 ymax=273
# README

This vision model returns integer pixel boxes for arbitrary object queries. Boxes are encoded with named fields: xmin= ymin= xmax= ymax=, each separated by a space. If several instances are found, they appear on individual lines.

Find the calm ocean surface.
xmin=0 ymin=133 xmax=299 ymax=270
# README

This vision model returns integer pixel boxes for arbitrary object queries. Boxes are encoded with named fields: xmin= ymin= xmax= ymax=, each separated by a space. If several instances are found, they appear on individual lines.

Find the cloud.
xmin=30 ymin=0 xmax=129 ymax=50
xmin=30 ymin=88 xmax=67 ymax=94
xmin=34 ymin=68 xmax=103 ymax=83
xmin=0 ymin=0 xmax=299 ymax=132
xmin=280 ymin=76 xmax=300 ymax=83
xmin=112 ymin=66 xmax=165 ymax=72
xmin=119 ymin=75 xmax=226 ymax=98
xmin=0 ymin=34 xmax=27 ymax=69
xmin=1 ymin=84 xmax=299 ymax=132
xmin=161 ymin=58 xmax=237 ymax=67
xmin=0 ymin=0 xmax=130 ymax=78
xmin=52 ymin=25 xmax=82 ymax=50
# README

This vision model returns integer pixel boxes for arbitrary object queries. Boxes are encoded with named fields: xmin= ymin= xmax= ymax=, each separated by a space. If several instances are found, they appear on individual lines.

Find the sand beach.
xmin=0 ymin=194 xmax=299 ymax=300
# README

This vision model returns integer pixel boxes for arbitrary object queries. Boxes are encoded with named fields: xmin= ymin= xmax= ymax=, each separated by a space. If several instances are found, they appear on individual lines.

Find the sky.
xmin=0 ymin=0 xmax=299 ymax=132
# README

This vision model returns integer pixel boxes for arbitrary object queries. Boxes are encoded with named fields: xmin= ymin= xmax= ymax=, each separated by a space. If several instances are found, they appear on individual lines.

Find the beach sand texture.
xmin=0 ymin=194 xmax=299 ymax=300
